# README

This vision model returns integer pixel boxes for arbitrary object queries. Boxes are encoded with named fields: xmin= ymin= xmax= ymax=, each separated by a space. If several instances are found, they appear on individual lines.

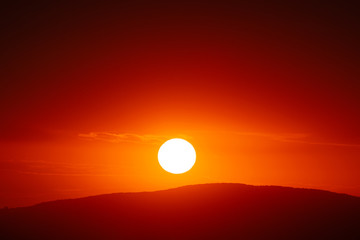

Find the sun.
xmin=158 ymin=138 xmax=196 ymax=174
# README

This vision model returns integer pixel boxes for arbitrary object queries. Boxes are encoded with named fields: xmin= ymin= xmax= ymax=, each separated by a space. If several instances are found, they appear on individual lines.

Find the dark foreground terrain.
xmin=1 ymin=183 xmax=360 ymax=239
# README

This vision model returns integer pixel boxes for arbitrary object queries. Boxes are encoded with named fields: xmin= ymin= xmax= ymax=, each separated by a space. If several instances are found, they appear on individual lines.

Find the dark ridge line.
xmin=2 ymin=182 xmax=358 ymax=211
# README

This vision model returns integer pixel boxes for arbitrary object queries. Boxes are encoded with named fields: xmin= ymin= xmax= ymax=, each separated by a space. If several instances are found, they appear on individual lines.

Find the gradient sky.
xmin=1 ymin=1 xmax=360 ymax=207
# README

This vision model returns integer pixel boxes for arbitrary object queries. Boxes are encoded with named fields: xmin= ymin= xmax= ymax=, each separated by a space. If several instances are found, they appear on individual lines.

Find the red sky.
xmin=1 ymin=1 xmax=360 ymax=207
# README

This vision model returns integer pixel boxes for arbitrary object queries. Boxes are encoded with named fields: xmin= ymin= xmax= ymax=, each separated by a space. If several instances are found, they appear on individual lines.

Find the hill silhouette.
xmin=1 ymin=183 xmax=360 ymax=239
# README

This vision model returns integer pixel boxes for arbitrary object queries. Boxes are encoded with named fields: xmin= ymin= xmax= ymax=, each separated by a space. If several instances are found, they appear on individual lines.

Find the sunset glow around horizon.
xmin=1 ymin=1 xmax=359 ymax=208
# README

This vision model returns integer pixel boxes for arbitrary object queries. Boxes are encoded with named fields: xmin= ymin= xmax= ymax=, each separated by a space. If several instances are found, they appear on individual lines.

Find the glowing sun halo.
xmin=158 ymin=138 xmax=196 ymax=174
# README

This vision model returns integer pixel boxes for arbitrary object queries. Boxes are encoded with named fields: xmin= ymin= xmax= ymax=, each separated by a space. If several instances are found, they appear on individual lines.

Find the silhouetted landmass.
xmin=1 ymin=183 xmax=360 ymax=239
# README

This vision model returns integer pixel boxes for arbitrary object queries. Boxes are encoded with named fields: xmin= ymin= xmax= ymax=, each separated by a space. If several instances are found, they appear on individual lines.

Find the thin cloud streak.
xmin=78 ymin=131 xmax=360 ymax=147
xmin=234 ymin=132 xmax=360 ymax=147
xmin=0 ymin=159 xmax=117 ymax=177
xmin=78 ymin=132 xmax=183 ymax=144
xmin=14 ymin=170 xmax=122 ymax=177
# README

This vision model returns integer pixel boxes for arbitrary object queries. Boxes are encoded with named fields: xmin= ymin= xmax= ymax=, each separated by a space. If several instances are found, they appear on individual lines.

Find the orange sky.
xmin=1 ymin=1 xmax=360 ymax=207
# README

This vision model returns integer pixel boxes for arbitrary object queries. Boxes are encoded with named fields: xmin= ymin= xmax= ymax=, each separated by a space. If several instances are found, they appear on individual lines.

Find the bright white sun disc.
xmin=158 ymin=138 xmax=196 ymax=174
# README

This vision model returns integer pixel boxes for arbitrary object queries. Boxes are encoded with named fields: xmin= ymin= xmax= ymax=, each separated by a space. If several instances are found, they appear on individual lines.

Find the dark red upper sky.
xmin=1 ymin=1 xmax=359 ymax=207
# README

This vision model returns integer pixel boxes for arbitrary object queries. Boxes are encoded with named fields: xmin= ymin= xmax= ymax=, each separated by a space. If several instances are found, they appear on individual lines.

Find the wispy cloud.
xmin=78 ymin=132 xmax=183 ymax=144
xmin=0 ymin=159 xmax=117 ymax=177
xmin=234 ymin=132 xmax=360 ymax=147
xmin=78 ymin=131 xmax=360 ymax=148
xmin=234 ymin=132 xmax=307 ymax=141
